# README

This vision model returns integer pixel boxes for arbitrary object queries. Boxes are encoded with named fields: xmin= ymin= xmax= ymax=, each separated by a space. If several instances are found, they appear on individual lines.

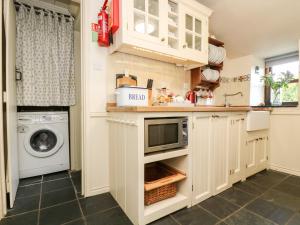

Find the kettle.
xmin=186 ymin=91 xmax=196 ymax=103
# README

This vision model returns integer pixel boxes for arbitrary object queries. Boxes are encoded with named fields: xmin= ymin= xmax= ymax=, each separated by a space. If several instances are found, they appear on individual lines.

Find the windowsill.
xmin=252 ymin=104 xmax=298 ymax=108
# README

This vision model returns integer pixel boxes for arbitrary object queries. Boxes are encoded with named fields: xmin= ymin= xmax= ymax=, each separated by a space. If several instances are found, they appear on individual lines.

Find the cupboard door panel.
xmin=228 ymin=117 xmax=245 ymax=184
xmin=256 ymin=136 xmax=269 ymax=172
xmin=212 ymin=116 xmax=230 ymax=195
xmin=245 ymin=139 xmax=257 ymax=177
xmin=192 ymin=115 xmax=213 ymax=204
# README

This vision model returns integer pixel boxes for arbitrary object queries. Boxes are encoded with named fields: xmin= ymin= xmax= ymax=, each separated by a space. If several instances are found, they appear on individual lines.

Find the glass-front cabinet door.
xmin=128 ymin=0 xmax=166 ymax=45
xmin=180 ymin=7 xmax=208 ymax=60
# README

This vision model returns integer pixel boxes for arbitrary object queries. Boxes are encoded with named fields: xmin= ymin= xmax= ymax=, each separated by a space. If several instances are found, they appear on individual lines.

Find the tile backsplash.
xmin=106 ymin=52 xmax=191 ymax=102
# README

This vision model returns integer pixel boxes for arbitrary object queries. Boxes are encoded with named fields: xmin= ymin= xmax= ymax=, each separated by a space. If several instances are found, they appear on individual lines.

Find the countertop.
xmin=107 ymin=104 xmax=272 ymax=112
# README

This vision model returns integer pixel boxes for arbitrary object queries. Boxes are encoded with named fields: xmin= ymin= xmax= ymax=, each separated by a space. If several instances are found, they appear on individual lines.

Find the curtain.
xmin=16 ymin=4 xmax=75 ymax=106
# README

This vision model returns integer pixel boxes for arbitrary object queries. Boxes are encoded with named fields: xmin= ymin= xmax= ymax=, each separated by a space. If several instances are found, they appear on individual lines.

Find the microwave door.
xmin=145 ymin=119 xmax=182 ymax=153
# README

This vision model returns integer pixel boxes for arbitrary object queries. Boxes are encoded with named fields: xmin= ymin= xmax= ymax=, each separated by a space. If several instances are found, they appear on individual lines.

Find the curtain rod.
xmin=15 ymin=0 xmax=71 ymax=16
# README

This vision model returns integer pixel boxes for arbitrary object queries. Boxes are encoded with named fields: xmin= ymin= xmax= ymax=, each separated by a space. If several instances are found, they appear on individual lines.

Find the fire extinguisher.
xmin=98 ymin=0 xmax=109 ymax=47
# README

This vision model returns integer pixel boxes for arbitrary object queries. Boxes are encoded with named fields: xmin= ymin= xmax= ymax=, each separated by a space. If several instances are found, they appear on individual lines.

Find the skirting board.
xmin=270 ymin=164 xmax=300 ymax=176
xmin=85 ymin=186 xmax=110 ymax=198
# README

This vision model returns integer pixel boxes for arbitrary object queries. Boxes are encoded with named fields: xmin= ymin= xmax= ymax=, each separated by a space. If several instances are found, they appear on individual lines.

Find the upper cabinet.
xmin=180 ymin=6 xmax=208 ymax=64
xmin=109 ymin=0 xmax=212 ymax=67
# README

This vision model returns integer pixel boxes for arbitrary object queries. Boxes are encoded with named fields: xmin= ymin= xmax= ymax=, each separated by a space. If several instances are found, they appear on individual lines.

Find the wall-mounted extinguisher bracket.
xmin=97 ymin=0 xmax=119 ymax=47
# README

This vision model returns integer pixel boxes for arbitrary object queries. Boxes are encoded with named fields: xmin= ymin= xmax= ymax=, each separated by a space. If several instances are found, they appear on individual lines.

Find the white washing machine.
xmin=17 ymin=111 xmax=70 ymax=178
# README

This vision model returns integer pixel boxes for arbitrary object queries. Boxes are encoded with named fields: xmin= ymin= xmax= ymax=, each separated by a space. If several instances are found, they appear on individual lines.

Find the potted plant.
xmin=261 ymin=71 xmax=294 ymax=106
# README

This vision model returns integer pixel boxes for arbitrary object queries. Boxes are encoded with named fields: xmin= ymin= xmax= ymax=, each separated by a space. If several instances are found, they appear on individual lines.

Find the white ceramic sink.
xmin=247 ymin=111 xmax=270 ymax=131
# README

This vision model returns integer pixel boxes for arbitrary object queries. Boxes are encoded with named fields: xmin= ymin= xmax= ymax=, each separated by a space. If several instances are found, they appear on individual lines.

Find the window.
xmin=265 ymin=52 xmax=299 ymax=106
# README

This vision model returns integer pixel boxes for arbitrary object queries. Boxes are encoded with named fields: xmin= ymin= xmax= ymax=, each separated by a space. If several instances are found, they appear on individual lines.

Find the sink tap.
xmin=224 ymin=92 xmax=243 ymax=107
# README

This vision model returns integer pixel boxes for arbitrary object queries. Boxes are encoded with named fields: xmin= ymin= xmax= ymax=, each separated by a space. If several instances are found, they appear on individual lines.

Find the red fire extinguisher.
xmin=98 ymin=0 xmax=109 ymax=47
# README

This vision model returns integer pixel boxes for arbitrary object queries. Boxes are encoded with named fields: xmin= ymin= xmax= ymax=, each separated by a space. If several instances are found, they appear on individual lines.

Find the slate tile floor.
xmin=1 ymin=169 xmax=300 ymax=225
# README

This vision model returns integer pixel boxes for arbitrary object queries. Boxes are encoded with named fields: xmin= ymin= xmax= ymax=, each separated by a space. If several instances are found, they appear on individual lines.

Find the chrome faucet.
xmin=224 ymin=92 xmax=243 ymax=107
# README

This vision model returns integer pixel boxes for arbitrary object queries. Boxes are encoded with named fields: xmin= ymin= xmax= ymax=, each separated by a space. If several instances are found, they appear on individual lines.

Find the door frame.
xmin=0 ymin=0 xmax=7 ymax=219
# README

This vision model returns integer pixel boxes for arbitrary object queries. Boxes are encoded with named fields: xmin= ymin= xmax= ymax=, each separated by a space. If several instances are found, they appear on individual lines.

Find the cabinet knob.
xmin=183 ymin=44 xmax=187 ymax=48
xmin=161 ymin=37 xmax=165 ymax=42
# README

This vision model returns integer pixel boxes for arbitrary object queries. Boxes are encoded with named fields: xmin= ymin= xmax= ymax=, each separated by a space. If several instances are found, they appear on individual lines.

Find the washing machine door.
xmin=24 ymin=126 xmax=64 ymax=158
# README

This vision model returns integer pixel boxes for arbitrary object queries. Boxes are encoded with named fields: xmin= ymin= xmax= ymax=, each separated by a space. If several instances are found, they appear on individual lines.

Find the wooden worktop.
xmin=107 ymin=104 xmax=272 ymax=112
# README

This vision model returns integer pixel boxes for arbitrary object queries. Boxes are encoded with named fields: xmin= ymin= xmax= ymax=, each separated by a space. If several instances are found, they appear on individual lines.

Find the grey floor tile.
xmin=39 ymin=200 xmax=82 ymax=225
xmin=234 ymin=180 xmax=268 ymax=196
xmin=288 ymin=213 xmax=300 ymax=225
xmin=0 ymin=211 xmax=38 ymax=225
xmin=19 ymin=176 xmax=42 ymax=187
xmin=16 ymin=183 xmax=41 ymax=199
xmin=86 ymin=207 xmax=132 ymax=225
xmin=225 ymin=209 xmax=275 ymax=225
xmin=71 ymin=171 xmax=81 ymax=179
xmin=199 ymin=196 xmax=240 ymax=219
xmin=71 ymin=171 xmax=81 ymax=194
xmin=274 ymin=182 xmax=300 ymax=198
xmin=149 ymin=216 xmax=178 ymax=225
xmin=284 ymin=176 xmax=300 ymax=187
xmin=248 ymin=170 xmax=288 ymax=188
xmin=79 ymin=193 xmax=118 ymax=216
xmin=41 ymin=187 xmax=76 ymax=208
xmin=43 ymin=171 xmax=69 ymax=182
xmin=246 ymin=198 xmax=294 ymax=224
xmin=261 ymin=189 xmax=300 ymax=211
xmin=172 ymin=206 xmax=219 ymax=225
xmin=63 ymin=218 xmax=86 ymax=225
xmin=218 ymin=187 xmax=255 ymax=206
xmin=7 ymin=195 xmax=40 ymax=216
xmin=42 ymin=178 xmax=73 ymax=194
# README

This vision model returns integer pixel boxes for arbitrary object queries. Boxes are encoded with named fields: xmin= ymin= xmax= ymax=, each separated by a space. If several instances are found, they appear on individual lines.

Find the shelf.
xmin=144 ymin=193 xmax=189 ymax=224
xmin=168 ymin=11 xmax=178 ymax=17
xmin=144 ymin=148 xmax=189 ymax=164
xmin=209 ymin=37 xmax=224 ymax=47
xmin=191 ymin=68 xmax=220 ymax=91
xmin=208 ymin=62 xmax=223 ymax=69
xmin=168 ymin=23 xmax=178 ymax=29
xmin=168 ymin=35 xmax=178 ymax=40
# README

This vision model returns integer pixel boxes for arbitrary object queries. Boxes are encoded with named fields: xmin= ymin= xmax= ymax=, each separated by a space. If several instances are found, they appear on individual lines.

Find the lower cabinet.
xmin=192 ymin=113 xmax=233 ymax=205
xmin=245 ymin=131 xmax=269 ymax=177
xmin=192 ymin=113 xmax=249 ymax=205
xmin=228 ymin=115 xmax=246 ymax=184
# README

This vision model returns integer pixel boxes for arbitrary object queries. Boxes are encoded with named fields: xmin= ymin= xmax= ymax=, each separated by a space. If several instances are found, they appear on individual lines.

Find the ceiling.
xmin=197 ymin=0 xmax=300 ymax=59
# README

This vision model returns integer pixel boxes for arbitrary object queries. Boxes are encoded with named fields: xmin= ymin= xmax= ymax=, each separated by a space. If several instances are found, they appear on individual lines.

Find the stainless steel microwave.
xmin=144 ymin=117 xmax=188 ymax=154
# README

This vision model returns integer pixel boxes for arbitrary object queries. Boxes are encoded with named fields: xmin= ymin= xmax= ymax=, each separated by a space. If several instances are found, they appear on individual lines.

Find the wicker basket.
xmin=144 ymin=162 xmax=186 ymax=206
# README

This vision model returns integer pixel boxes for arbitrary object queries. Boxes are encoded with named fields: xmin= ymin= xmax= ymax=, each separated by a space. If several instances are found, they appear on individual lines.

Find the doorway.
xmin=0 ymin=0 xmax=83 ymax=218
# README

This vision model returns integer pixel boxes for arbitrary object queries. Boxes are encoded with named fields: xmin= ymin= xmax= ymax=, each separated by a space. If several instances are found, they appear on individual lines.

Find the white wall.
xmin=70 ymin=31 xmax=82 ymax=171
xmin=214 ymin=55 xmax=264 ymax=106
xmin=269 ymin=40 xmax=300 ymax=176
xmin=82 ymin=0 xmax=109 ymax=197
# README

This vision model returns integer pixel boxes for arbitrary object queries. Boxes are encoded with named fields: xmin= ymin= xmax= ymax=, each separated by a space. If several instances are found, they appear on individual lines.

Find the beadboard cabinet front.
xmin=228 ymin=115 xmax=246 ymax=184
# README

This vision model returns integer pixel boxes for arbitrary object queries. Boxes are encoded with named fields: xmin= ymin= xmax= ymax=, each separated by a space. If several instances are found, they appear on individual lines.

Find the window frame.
xmin=264 ymin=64 xmax=299 ymax=107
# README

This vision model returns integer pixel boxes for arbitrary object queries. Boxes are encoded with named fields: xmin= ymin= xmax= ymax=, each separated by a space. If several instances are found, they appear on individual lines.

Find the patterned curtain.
xmin=16 ymin=4 xmax=75 ymax=106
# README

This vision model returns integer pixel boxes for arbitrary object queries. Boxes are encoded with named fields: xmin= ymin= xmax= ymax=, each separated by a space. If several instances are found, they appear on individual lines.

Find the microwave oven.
xmin=144 ymin=117 xmax=188 ymax=154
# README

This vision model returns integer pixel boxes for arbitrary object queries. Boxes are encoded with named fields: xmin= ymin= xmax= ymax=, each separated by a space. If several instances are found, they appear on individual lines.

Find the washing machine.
xmin=17 ymin=111 xmax=70 ymax=178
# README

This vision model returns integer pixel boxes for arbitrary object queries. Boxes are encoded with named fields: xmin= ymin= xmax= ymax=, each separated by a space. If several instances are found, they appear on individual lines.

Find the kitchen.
xmin=1 ymin=0 xmax=300 ymax=225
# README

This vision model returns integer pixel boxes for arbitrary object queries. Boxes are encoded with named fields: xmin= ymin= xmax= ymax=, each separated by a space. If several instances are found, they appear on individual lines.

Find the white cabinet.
xmin=192 ymin=113 xmax=230 ymax=205
xmin=128 ymin=0 xmax=165 ymax=45
xmin=245 ymin=131 xmax=269 ymax=178
xmin=212 ymin=115 xmax=230 ymax=195
xmin=192 ymin=114 xmax=213 ymax=204
xmin=180 ymin=6 xmax=208 ymax=65
xmin=110 ymin=0 xmax=212 ymax=66
xmin=228 ymin=115 xmax=246 ymax=184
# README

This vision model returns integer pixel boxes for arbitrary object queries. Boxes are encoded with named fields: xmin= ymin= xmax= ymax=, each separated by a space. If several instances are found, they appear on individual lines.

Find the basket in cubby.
xmin=144 ymin=162 xmax=186 ymax=206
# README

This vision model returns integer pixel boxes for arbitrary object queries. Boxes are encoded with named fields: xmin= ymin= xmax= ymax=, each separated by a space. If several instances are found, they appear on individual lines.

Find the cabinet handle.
xmin=161 ymin=37 xmax=165 ymax=42
xmin=183 ymin=44 xmax=187 ymax=48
